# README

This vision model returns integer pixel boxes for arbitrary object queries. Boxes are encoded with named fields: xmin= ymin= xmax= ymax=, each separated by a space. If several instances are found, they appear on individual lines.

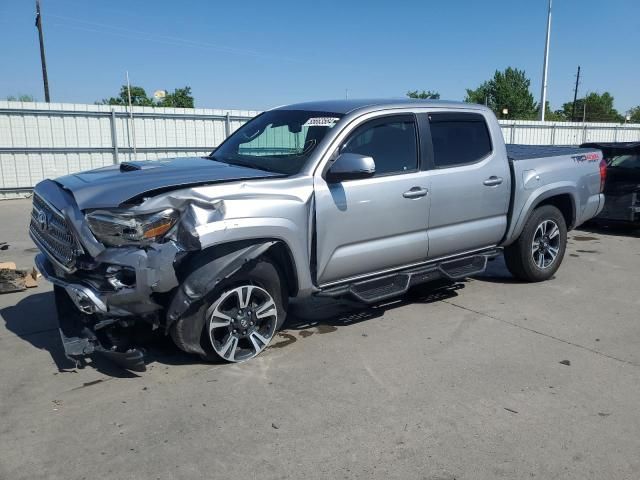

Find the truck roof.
xmin=273 ymin=98 xmax=488 ymax=115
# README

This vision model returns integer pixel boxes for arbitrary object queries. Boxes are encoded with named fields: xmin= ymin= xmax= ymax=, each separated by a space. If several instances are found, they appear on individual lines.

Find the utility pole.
xmin=571 ymin=66 xmax=581 ymax=122
xmin=125 ymin=71 xmax=137 ymax=160
xmin=538 ymin=0 xmax=552 ymax=121
xmin=35 ymin=0 xmax=50 ymax=102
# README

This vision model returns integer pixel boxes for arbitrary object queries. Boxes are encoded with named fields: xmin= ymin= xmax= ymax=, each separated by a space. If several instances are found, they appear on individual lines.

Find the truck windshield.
xmin=209 ymin=110 xmax=343 ymax=175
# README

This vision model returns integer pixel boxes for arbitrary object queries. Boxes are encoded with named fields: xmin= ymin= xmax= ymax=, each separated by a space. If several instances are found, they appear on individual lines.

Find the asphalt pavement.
xmin=1 ymin=198 xmax=639 ymax=480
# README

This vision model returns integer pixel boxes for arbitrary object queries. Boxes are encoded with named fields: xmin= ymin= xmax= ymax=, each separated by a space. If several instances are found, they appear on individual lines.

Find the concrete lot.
xmin=1 ymin=197 xmax=639 ymax=480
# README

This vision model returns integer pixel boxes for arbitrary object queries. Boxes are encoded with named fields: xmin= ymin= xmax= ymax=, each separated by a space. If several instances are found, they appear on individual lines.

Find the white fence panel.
xmin=0 ymin=101 xmax=259 ymax=198
xmin=1 ymin=101 xmax=639 ymax=200
xmin=497 ymin=119 xmax=640 ymax=146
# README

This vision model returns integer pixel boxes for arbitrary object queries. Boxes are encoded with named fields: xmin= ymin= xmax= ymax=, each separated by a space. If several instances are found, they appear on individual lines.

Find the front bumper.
xmin=36 ymin=252 xmax=173 ymax=372
xmin=36 ymin=254 xmax=109 ymax=314
xmin=51 ymin=280 xmax=146 ymax=372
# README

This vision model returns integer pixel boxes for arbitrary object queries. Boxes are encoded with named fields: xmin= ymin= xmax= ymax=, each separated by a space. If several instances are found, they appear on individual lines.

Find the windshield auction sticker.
xmin=303 ymin=117 xmax=340 ymax=127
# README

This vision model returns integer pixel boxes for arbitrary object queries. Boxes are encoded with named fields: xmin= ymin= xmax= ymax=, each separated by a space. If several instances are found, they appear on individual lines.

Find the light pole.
xmin=538 ymin=0 xmax=552 ymax=121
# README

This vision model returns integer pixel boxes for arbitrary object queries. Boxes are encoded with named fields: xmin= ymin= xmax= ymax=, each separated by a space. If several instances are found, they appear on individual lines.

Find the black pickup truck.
xmin=581 ymin=142 xmax=640 ymax=226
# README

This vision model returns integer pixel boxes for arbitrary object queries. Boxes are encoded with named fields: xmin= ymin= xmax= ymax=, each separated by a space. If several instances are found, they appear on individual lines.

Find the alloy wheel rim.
xmin=207 ymin=285 xmax=278 ymax=362
xmin=531 ymin=219 xmax=561 ymax=269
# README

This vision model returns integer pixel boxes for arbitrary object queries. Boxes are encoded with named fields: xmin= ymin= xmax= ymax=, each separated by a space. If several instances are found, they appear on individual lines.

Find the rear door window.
xmin=429 ymin=113 xmax=492 ymax=168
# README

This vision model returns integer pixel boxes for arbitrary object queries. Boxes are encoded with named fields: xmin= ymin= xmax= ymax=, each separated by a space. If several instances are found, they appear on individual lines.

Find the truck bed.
xmin=506 ymin=144 xmax=599 ymax=161
xmin=503 ymin=143 xmax=604 ymax=245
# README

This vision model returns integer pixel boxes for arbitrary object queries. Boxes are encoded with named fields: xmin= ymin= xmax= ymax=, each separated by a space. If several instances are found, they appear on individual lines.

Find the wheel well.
xmin=177 ymin=239 xmax=299 ymax=297
xmin=535 ymin=194 xmax=575 ymax=229
xmin=263 ymin=241 xmax=299 ymax=297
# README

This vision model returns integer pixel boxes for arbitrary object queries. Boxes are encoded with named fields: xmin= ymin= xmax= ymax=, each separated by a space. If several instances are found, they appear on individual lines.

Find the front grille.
xmin=30 ymin=193 xmax=81 ymax=270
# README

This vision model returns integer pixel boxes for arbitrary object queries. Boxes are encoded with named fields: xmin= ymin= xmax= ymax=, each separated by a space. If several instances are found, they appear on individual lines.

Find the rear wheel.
xmin=504 ymin=205 xmax=567 ymax=282
xmin=170 ymin=259 xmax=286 ymax=362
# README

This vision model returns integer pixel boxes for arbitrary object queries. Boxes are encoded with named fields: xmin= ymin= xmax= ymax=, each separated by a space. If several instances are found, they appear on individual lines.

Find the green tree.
xmin=465 ymin=67 xmax=538 ymax=120
xmin=6 ymin=94 xmax=36 ymax=102
xmin=158 ymin=86 xmax=194 ymax=108
xmin=406 ymin=89 xmax=440 ymax=100
xmin=626 ymin=106 xmax=640 ymax=123
xmin=561 ymin=92 xmax=623 ymax=123
xmin=464 ymin=82 xmax=491 ymax=106
xmin=98 ymin=85 xmax=194 ymax=108
xmin=100 ymin=85 xmax=154 ymax=106
xmin=544 ymin=101 xmax=566 ymax=121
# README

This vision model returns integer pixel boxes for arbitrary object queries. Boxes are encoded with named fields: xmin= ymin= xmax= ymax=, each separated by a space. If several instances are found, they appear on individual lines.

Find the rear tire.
xmin=170 ymin=259 xmax=287 ymax=363
xmin=504 ymin=205 xmax=567 ymax=282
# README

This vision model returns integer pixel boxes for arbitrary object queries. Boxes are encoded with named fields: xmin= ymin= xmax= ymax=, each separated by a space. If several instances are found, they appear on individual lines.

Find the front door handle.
xmin=483 ymin=176 xmax=503 ymax=186
xmin=403 ymin=187 xmax=428 ymax=199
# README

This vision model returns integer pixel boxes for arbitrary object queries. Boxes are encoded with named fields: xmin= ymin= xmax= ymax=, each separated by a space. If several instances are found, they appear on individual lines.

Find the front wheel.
xmin=504 ymin=205 xmax=567 ymax=282
xmin=170 ymin=259 xmax=286 ymax=363
xmin=207 ymin=284 xmax=280 ymax=362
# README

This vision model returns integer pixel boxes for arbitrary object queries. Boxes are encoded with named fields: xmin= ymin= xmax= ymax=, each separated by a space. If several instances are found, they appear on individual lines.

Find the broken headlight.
xmin=86 ymin=208 xmax=179 ymax=247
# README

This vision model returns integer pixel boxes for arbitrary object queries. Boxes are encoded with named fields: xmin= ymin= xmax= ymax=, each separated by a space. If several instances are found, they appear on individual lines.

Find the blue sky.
xmin=1 ymin=0 xmax=638 ymax=112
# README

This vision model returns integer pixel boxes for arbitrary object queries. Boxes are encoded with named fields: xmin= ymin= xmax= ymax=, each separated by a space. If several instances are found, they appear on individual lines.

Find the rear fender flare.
xmin=506 ymin=184 xmax=577 ymax=245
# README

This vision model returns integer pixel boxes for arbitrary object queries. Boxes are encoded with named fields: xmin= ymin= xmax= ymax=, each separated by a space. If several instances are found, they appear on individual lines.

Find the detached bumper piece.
xmin=37 ymin=252 xmax=147 ymax=372
xmin=54 ymin=286 xmax=146 ymax=372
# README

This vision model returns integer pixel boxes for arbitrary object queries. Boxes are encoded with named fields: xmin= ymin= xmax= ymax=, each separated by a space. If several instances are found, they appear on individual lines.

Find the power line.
xmin=46 ymin=14 xmax=306 ymax=64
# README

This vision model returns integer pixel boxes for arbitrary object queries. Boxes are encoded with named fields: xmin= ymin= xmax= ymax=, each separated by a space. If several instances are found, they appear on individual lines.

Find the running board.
xmin=439 ymin=255 xmax=487 ymax=280
xmin=317 ymin=250 xmax=497 ymax=304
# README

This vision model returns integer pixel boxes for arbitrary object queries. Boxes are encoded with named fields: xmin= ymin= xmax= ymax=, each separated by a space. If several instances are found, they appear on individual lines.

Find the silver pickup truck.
xmin=30 ymin=99 xmax=605 ymax=370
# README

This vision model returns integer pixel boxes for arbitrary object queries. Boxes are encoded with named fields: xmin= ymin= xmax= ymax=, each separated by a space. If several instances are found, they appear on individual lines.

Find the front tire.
xmin=504 ymin=205 xmax=567 ymax=282
xmin=170 ymin=259 xmax=286 ymax=363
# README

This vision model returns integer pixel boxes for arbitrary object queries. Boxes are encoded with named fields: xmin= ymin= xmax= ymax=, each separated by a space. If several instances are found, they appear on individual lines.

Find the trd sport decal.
xmin=571 ymin=152 xmax=600 ymax=163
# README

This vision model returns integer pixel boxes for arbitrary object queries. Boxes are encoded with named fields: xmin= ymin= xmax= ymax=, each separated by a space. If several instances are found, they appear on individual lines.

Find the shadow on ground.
xmin=470 ymin=254 xmax=521 ymax=284
xmin=0 ymin=291 xmax=74 ymax=370
xmin=0 ymin=290 xmax=194 ymax=377
xmin=578 ymin=222 xmax=640 ymax=239
xmin=2 ymin=279 xmax=469 ymax=376
xmin=284 ymin=280 xmax=465 ymax=331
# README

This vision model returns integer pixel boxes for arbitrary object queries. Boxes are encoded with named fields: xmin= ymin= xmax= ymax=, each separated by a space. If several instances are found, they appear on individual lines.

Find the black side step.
xmin=351 ymin=274 xmax=410 ymax=303
xmin=318 ymin=250 xmax=498 ymax=304
xmin=439 ymin=255 xmax=487 ymax=280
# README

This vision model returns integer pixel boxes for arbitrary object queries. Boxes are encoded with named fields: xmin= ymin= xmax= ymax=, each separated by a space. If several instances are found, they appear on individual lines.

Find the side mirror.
xmin=326 ymin=153 xmax=376 ymax=183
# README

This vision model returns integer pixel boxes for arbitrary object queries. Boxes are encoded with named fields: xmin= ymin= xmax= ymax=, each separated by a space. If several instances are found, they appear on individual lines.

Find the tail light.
xmin=599 ymin=158 xmax=607 ymax=193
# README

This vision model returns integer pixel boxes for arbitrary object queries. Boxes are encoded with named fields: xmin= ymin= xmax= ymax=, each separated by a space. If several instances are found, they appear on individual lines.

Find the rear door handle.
xmin=483 ymin=176 xmax=503 ymax=186
xmin=403 ymin=187 xmax=428 ymax=199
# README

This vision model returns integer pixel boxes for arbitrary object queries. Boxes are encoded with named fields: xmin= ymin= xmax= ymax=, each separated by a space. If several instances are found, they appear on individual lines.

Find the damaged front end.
xmin=30 ymin=179 xmax=222 ymax=371
xmin=34 ymin=247 xmax=177 ymax=372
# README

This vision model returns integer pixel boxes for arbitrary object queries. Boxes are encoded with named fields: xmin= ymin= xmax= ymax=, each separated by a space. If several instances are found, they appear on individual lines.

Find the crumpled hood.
xmin=53 ymin=157 xmax=284 ymax=210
